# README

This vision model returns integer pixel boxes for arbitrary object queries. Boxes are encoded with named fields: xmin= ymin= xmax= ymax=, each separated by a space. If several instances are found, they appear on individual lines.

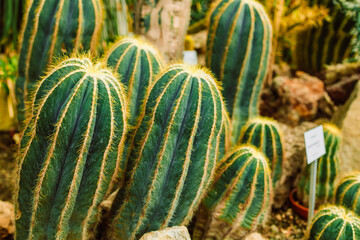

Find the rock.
xmin=333 ymin=81 xmax=360 ymax=177
xmin=245 ymin=232 xmax=266 ymax=240
xmin=0 ymin=201 xmax=15 ymax=239
xmin=272 ymin=122 xmax=317 ymax=209
xmin=139 ymin=226 xmax=191 ymax=240
xmin=272 ymin=72 xmax=325 ymax=125
xmin=326 ymin=75 xmax=359 ymax=105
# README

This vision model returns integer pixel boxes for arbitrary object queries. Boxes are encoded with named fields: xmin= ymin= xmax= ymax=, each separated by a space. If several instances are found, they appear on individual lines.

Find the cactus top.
xmin=305 ymin=205 xmax=360 ymax=240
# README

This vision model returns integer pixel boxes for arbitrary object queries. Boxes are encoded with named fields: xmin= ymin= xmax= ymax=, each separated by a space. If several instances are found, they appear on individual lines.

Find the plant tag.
xmin=183 ymin=50 xmax=198 ymax=65
xmin=304 ymin=125 xmax=326 ymax=164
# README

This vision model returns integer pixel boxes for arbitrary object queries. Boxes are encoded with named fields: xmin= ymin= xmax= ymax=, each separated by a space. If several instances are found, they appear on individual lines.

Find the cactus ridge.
xmin=16 ymin=0 xmax=103 ymax=123
xmin=15 ymin=56 xmax=127 ymax=240
xmin=298 ymin=123 xmax=341 ymax=206
xmin=195 ymin=144 xmax=272 ymax=240
xmin=109 ymin=63 xmax=224 ymax=240
xmin=238 ymin=117 xmax=284 ymax=187
xmin=218 ymin=110 xmax=232 ymax=161
xmin=305 ymin=205 xmax=360 ymax=240
xmin=206 ymin=0 xmax=272 ymax=143
xmin=336 ymin=173 xmax=360 ymax=216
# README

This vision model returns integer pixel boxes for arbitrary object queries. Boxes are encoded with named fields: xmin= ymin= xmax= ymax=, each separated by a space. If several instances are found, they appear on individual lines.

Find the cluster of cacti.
xmin=293 ymin=0 xmax=357 ymax=73
xmin=305 ymin=205 xmax=360 ymax=240
xmin=206 ymin=0 xmax=273 ymax=144
xmin=104 ymin=37 xmax=164 ymax=184
xmin=238 ymin=117 xmax=284 ymax=187
xmin=16 ymin=0 xmax=103 ymax=123
xmin=15 ymin=56 xmax=127 ymax=240
xmin=335 ymin=173 xmax=360 ymax=216
xmin=297 ymin=123 xmax=341 ymax=206
xmin=193 ymin=145 xmax=272 ymax=240
xmin=107 ymin=64 xmax=225 ymax=240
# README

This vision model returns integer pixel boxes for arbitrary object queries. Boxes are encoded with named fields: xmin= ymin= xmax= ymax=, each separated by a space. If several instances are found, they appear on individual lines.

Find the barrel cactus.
xmin=193 ymin=145 xmax=272 ymax=240
xmin=298 ymin=123 xmax=341 ymax=206
xmin=104 ymin=37 xmax=164 ymax=181
xmin=16 ymin=0 xmax=103 ymax=123
xmin=15 ymin=56 xmax=127 ymax=240
xmin=293 ymin=0 xmax=357 ymax=73
xmin=305 ymin=205 xmax=360 ymax=240
xmin=107 ymin=64 xmax=225 ymax=240
xmin=206 ymin=0 xmax=273 ymax=144
xmin=238 ymin=117 xmax=284 ymax=187
xmin=336 ymin=173 xmax=360 ymax=216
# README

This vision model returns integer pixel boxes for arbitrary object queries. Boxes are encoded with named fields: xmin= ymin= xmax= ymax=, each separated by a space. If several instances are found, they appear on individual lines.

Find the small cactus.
xmin=193 ymin=145 xmax=272 ymax=240
xmin=336 ymin=173 xmax=360 ymax=216
xmin=16 ymin=0 xmax=103 ymax=123
xmin=305 ymin=205 xmax=360 ymax=240
xmin=107 ymin=64 xmax=225 ymax=240
xmin=206 ymin=0 xmax=273 ymax=143
xmin=238 ymin=117 xmax=284 ymax=187
xmin=298 ymin=123 xmax=341 ymax=206
xmin=15 ymin=56 xmax=127 ymax=240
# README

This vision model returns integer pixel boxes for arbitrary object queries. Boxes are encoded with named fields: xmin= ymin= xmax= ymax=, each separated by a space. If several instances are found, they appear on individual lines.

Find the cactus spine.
xmin=16 ymin=0 xmax=103 ymax=123
xmin=104 ymin=37 xmax=164 ymax=179
xmin=206 ymin=0 xmax=272 ymax=144
xmin=108 ymin=64 xmax=225 ymax=240
xmin=336 ymin=173 xmax=360 ymax=216
xmin=305 ymin=205 xmax=360 ymax=240
xmin=294 ymin=0 xmax=356 ymax=73
xmin=298 ymin=123 xmax=341 ymax=206
xmin=15 ymin=56 xmax=127 ymax=240
xmin=194 ymin=145 xmax=272 ymax=240
xmin=238 ymin=117 xmax=284 ymax=187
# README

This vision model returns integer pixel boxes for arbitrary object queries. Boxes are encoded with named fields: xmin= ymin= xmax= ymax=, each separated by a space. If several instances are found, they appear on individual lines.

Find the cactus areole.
xmin=15 ymin=57 xmax=127 ymax=240
xmin=108 ymin=64 xmax=225 ymax=240
xmin=206 ymin=0 xmax=273 ymax=143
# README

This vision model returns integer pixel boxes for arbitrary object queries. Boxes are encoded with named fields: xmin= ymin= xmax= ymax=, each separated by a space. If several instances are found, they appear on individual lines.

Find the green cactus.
xmin=293 ymin=0 xmax=357 ymax=73
xmin=107 ymin=64 xmax=225 ymax=240
xmin=238 ymin=117 xmax=284 ymax=188
xmin=15 ymin=56 xmax=127 ymax=240
xmin=16 ymin=0 xmax=103 ymax=124
xmin=104 ymin=37 xmax=164 ymax=179
xmin=298 ymin=123 xmax=341 ymax=206
xmin=335 ymin=173 xmax=360 ymax=216
xmin=193 ymin=145 xmax=272 ymax=240
xmin=305 ymin=205 xmax=360 ymax=240
xmin=218 ymin=110 xmax=232 ymax=161
xmin=206 ymin=0 xmax=273 ymax=144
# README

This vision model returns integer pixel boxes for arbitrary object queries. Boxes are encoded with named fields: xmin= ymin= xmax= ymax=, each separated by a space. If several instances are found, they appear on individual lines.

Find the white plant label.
xmin=183 ymin=50 xmax=198 ymax=65
xmin=304 ymin=125 xmax=326 ymax=164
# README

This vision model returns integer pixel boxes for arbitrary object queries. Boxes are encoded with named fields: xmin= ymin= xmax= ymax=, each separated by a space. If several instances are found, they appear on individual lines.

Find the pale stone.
xmin=245 ymin=232 xmax=266 ymax=240
xmin=0 ymin=201 xmax=15 ymax=239
xmin=333 ymin=81 xmax=360 ymax=177
xmin=140 ymin=226 xmax=191 ymax=240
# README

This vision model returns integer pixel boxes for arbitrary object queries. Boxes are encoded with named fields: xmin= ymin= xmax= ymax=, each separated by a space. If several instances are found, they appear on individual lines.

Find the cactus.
xmin=293 ymin=0 xmax=357 ymax=73
xmin=193 ymin=145 xmax=272 ymax=240
xmin=15 ymin=56 xmax=127 ymax=240
xmin=206 ymin=0 xmax=272 ymax=144
xmin=16 ymin=0 xmax=103 ymax=124
xmin=305 ymin=205 xmax=360 ymax=240
xmin=335 ymin=173 xmax=360 ymax=216
xmin=298 ymin=123 xmax=341 ymax=206
xmin=107 ymin=64 xmax=225 ymax=240
xmin=218 ymin=110 xmax=232 ymax=161
xmin=238 ymin=117 xmax=284 ymax=187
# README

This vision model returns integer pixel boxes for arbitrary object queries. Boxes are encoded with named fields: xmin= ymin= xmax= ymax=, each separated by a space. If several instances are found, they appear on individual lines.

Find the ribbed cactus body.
xmin=16 ymin=0 xmax=103 ymax=123
xmin=218 ymin=110 xmax=232 ymax=161
xmin=305 ymin=206 xmax=360 ymax=240
xmin=105 ymin=37 xmax=164 ymax=178
xmin=298 ymin=123 xmax=341 ymax=206
xmin=15 ymin=57 xmax=127 ymax=240
xmin=206 ymin=0 xmax=272 ymax=144
xmin=194 ymin=145 xmax=272 ymax=240
xmin=336 ymin=173 xmax=360 ymax=216
xmin=238 ymin=117 xmax=284 ymax=187
xmin=294 ymin=0 xmax=356 ymax=73
xmin=108 ymin=64 xmax=225 ymax=240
